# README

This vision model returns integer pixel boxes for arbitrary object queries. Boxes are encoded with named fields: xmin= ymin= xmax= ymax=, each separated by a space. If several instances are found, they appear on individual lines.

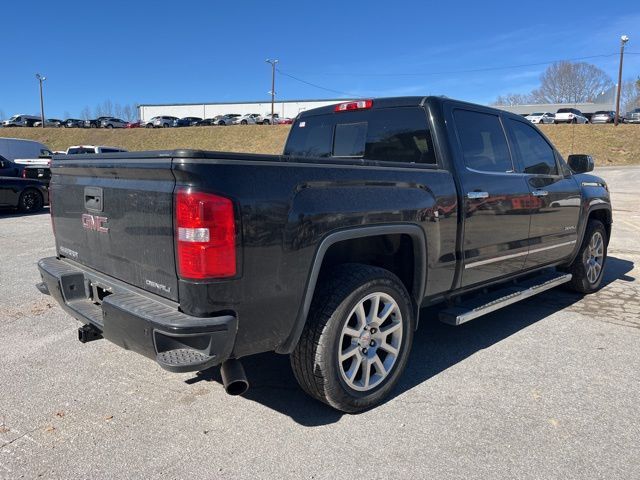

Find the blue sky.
xmin=1 ymin=0 xmax=639 ymax=118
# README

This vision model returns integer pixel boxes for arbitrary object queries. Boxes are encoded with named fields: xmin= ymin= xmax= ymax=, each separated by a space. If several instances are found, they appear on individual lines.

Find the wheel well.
xmin=589 ymin=209 xmax=612 ymax=244
xmin=317 ymin=234 xmax=418 ymax=301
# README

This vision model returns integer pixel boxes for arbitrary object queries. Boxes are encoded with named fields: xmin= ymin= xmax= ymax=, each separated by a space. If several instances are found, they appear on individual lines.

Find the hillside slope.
xmin=1 ymin=124 xmax=638 ymax=165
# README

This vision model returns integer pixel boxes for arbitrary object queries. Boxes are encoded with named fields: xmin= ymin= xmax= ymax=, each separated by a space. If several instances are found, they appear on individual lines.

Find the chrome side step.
xmin=439 ymin=273 xmax=572 ymax=326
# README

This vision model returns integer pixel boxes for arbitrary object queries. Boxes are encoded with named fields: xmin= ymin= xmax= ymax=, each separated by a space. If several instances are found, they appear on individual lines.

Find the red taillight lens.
xmin=334 ymin=99 xmax=373 ymax=112
xmin=175 ymin=189 xmax=236 ymax=279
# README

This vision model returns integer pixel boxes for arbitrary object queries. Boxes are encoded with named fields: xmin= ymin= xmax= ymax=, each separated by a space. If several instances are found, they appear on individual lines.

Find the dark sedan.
xmin=195 ymin=118 xmax=219 ymax=126
xmin=0 ymin=176 xmax=48 ymax=213
xmin=174 ymin=116 xmax=203 ymax=127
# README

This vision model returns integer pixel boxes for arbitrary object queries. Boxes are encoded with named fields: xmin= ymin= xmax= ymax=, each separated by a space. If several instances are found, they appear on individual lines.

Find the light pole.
xmin=35 ymin=73 xmax=46 ymax=128
xmin=614 ymin=35 xmax=629 ymax=126
xmin=265 ymin=59 xmax=278 ymax=125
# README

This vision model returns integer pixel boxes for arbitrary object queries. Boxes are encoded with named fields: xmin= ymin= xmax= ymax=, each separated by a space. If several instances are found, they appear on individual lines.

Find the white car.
xmin=525 ymin=112 xmax=555 ymax=125
xmin=66 ymin=145 xmax=128 ymax=155
xmin=233 ymin=114 xmax=261 ymax=125
xmin=554 ymin=108 xmax=588 ymax=124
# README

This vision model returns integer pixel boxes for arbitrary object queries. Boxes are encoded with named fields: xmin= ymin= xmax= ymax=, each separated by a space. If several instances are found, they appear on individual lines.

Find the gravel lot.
xmin=1 ymin=167 xmax=639 ymax=479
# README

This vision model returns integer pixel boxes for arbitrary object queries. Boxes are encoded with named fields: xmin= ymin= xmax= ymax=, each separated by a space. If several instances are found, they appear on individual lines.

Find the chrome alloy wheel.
xmin=338 ymin=292 xmax=403 ymax=392
xmin=583 ymin=231 xmax=604 ymax=284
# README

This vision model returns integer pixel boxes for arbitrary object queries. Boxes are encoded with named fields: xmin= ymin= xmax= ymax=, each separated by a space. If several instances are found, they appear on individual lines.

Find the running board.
xmin=439 ymin=273 xmax=572 ymax=326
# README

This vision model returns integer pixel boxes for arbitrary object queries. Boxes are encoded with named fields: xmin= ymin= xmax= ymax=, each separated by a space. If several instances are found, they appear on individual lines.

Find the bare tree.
xmin=0 ymin=109 xmax=5 ymax=121
xmin=114 ymin=103 xmax=123 ymax=119
xmin=80 ymin=106 xmax=92 ymax=120
xmin=530 ymin=61 xmax=613 ymax=104
xmin=620 ymin=77 xmax=640 ymax=113
xmin=63 ymin=111 xmax=71 ymax=120
xmin=102 ymin=100 xmax=113 ymax=116
xmin=122 ymin=104 xmax=135 ymax=122
xmin=491 ymin=93 xmax=535 ymax=106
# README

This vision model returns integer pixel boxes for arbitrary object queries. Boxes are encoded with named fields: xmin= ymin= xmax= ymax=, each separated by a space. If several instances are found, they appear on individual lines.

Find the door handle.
xmin=467 ymin=191 xmax=489 ymax=200
xmin=532 ymin=190 xmax=549 ymax=197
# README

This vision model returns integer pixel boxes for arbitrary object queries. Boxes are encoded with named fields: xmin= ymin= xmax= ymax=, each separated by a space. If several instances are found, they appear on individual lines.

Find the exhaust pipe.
xmin=220 ymin=359 xmax=249 ymax=396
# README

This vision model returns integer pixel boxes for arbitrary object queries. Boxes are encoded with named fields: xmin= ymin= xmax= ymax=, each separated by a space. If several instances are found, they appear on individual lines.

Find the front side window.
xmin=507 ymin=119 xmax=558 ymax=175
xmin=453 ymin=109 xmax=513 ymax=173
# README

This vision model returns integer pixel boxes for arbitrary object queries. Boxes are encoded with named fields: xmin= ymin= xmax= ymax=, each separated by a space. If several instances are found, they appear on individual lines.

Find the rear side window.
xmin=507 ymin=119 xmax=558 ymax=175
xmin=454 ymin=109 xmax=513 ymax=173
xmin=285 ymin=107 xmax=436 ymax=164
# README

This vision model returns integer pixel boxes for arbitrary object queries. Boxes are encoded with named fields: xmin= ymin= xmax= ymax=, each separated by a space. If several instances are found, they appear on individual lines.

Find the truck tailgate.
xmin=51 ymin=156 xmax=179 ymax=301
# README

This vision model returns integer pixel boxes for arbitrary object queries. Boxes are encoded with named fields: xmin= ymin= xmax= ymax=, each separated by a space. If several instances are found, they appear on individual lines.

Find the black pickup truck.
xmin=37 ymin=97 xmax=612 ymax=412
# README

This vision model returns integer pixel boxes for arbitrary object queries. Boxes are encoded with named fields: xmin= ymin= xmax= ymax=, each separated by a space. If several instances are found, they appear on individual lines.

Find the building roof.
xmin=138 ymin=98 xmax=353 ymax=107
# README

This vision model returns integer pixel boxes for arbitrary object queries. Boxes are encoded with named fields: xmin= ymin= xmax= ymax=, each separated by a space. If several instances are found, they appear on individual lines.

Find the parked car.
xmin=261 ymin=113 xmax=279 ymax=125
xmin=0 ymin=176 xmax=48 ymax=213
xmin=84 ymin=117 xmax=112 ymax=128
xmin=0 ymin=138 xmax=52 ymax=177
xmin=624 ymin=108 xmax=640 ymax=124
xmin=524 ymin=112 xmax=555 ymax=125
xmin=173 ymin=117 xmax=202 ymax=127
xmin=194 ymin=118 xmax=219 ymax=126
xmin=33 ymin=118 xmax=64 ymax=128
xmin=100 ymin=117 xmax=127 ymax=129
xmin=554 ymin=108 xmax=588 ymax=124
xmin=233 ymin=113 xmax=261 ymax=125
xmin=216 ymin=114 xmax=241 ymax=126
xmin=125 ymin=121 xmax=142 ymax=128
xmin=2 ymin=114 xmax=41 ymax=127
xmin=66 ymin=145 xmax=128 ymax=155
xmin=278 ymin=117 xmax=293 ymax=125
xmin=143 ymin=116 xmax=178 ymax=128
xmin=64 ymin=118 xmax=85 ymax=128
xmin=37 ymin=96 xmax=611 ymax=412
xmin=590 ymin=111 xmax=616 ymax=124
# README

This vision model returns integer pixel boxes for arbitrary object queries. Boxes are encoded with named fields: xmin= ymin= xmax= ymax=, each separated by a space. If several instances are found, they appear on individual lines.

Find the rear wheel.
xmin=291 ymin=264 xmax=415 ymax=412
xmin=565 ymin=219 xmax=607 ymax=293
xmin=106 ymin=124 xmax=114 ymax=129
xmin=263 ymin=119 xmax=270 ymax=125
xmin=18 ymin=189 xmax=44 ymax=213
xmin=241 ymin=120 xmax=248 ymax=125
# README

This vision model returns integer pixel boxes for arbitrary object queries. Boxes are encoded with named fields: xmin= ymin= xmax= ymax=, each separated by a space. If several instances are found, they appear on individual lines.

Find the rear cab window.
xmin=284 ymin=106 xmax=437 ymax=165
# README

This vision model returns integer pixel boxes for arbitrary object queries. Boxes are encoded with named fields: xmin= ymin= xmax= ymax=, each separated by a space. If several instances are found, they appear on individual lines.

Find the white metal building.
xmin=137 ymin=98 xmax=353 ymax=122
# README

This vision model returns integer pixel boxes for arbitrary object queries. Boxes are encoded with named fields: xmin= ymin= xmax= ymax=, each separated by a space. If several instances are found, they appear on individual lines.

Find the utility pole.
xmin=615 ymin=35 xmax=629 ymax=126
xmin=35 ymin=73 xmax=46 ymax=128
xmin=265 ymin=59 xmax=278 ymax=125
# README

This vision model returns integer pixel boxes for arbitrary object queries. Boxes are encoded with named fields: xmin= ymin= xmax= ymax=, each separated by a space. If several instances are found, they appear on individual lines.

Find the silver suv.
xmin=144 ymin=116 xmax=178 ymax=128
xmin=100 ymin=117 xmax=127 ymax=129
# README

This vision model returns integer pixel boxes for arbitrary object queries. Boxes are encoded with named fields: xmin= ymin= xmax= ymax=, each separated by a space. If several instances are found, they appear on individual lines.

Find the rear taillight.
xmin=175 ymin=189 xmax=236 ymax=279
xmin=334 ymin=99 xmax=373 ymax=112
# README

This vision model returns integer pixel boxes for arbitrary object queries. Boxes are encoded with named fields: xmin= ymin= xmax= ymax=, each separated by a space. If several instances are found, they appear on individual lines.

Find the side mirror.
xmin=567 ymin=154 xmax=594 ymax=173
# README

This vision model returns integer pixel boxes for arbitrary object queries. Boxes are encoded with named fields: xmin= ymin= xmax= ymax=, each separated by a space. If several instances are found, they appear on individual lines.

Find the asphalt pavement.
xmin=1 ymin=167 xmax=639 ymax=479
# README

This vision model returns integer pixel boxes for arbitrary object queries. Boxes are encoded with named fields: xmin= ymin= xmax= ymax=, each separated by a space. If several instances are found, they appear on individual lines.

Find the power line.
xmin=283 ymin=53 xmax=637 ymax=78
xmin=276 ymin=69 xmax=358 ymax=97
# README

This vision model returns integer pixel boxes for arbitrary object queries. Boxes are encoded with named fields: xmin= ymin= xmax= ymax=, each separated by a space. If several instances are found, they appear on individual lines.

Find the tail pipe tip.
xmin=220 ymin=359 xmax=249 ymax=396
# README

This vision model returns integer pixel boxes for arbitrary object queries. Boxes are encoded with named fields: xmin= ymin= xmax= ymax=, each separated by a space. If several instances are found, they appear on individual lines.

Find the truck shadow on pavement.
xmin=188 ymin=256 xmax=634 ymax=427
xmin=0 ymin=206 xmax=50 ymax=219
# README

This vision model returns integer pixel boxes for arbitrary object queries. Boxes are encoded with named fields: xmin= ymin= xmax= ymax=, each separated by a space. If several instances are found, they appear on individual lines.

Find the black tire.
xmin=263 ymin=119 xmax=270 ymax=125
xmin=90 ymin=123 xmax=97 ymax=128
xmin=571 ymin=118 xmax=577 ymax=124
xmin=241 ymin=120 xmax=248 ymax=125
xmin=18 ymin=189 xmax=44 ymax=213
xmin=106 ymin=124 xmax=113 ymax=129
xmin=290 ymin=264 xmax=415 ymax=413
xmin=163 ymin=123 xmax=169 ymax=128
xmin=565 ymin=219 xmax=607 ymax=293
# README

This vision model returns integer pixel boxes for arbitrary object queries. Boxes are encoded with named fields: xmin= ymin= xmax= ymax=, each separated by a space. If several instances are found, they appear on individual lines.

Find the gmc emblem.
xmin=82 ymin=213 xmax=109 ymax=233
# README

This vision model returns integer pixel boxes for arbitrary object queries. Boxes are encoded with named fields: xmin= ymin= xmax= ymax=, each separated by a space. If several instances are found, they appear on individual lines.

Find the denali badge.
xmin=145 ymin=279 xmax=171 ymax=293
xmin=82 ymin=213 xmax=109 ymax=233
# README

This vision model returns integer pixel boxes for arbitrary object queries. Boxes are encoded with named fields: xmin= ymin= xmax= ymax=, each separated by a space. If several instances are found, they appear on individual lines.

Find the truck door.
xmin=448 ymin=107 xmax=532 ymax=287
xmin=504 ymin=118 xmax=581 ymax=268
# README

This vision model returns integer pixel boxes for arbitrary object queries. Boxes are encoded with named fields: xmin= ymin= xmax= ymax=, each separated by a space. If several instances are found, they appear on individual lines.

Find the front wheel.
xmin=18 ymin=189 xmax=44 ymax=213
xmin=565 ymin=219 xmax=607 ymax=293
xmin=291 ymin=264 xmax=415 ymax=412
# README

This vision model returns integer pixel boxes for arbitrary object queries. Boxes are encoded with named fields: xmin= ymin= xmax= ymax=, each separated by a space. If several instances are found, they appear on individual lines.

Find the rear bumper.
xmin=36 ymin=256 xmax=237 ymax=372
